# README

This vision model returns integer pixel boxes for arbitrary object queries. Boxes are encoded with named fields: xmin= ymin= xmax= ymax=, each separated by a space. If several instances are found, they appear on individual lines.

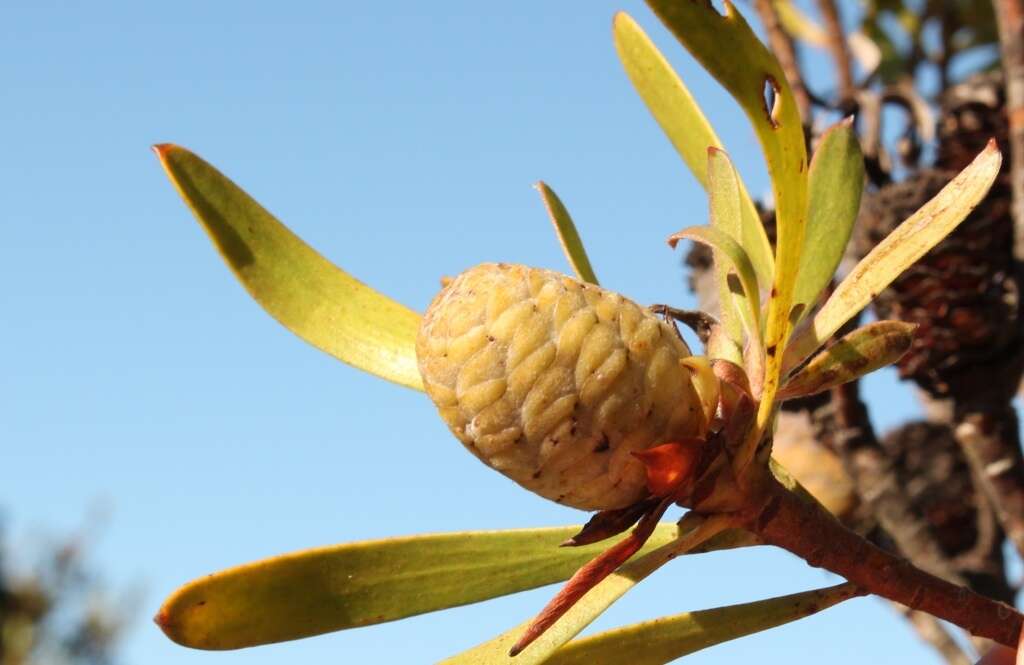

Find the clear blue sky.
xmin=2 ymin=1 xmax=955 ymax=663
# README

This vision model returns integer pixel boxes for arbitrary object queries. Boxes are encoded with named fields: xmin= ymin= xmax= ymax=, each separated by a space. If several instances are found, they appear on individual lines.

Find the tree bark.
xmin=748 ymin=472 xmax=1022 ymax=647
xmin=992 ymin=0 xmax=1024 ymax=261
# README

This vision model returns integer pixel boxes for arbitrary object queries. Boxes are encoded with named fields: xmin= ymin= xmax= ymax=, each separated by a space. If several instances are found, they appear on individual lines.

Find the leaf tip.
xmin=152 ymin=143 xmax=179 ymax=162
xmin=153 ymin=606 xmax=180 ymax=642
xmin=982 ymin=138 xmax=1003 ymax=164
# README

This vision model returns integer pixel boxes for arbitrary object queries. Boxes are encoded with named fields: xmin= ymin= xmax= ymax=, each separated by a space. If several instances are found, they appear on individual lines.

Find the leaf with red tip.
xmin=154 ymin=525 xmax=682 ymax=650
xmin=783 ymin=142 xmax=1002 ymax=372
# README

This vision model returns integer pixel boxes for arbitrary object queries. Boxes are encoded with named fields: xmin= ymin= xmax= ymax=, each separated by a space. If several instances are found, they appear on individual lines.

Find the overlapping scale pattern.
xmin=417 ymin=263 xmax=705 ymax=510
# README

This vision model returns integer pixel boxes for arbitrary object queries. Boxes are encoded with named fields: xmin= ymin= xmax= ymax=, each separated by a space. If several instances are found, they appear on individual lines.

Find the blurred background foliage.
xmin=0 ymin=516 xmax=132 ymax=665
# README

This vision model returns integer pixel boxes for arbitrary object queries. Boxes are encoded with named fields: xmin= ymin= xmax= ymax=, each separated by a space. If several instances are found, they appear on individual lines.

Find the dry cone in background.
xmin=853 ymin=72 xmax=1020 ymax=399
xmin=937 ymin=71 xmax=1010 ymax=174
xmin=879 ymin=422 xmax=1012 ymax=604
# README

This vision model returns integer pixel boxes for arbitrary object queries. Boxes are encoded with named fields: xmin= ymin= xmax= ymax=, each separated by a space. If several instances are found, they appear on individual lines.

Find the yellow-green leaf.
xmin=154 ymin=144 xmax=424 ymax=391
xmin=645 ymin=0 xmax=809 ymax=423
xmin=783 ymin=142 xmax=1002 ymax=372
xmin=545 ymin=583 xmax=860 ymax=665
xmin=707 ymin=148 xmax=761 ymax=348
xmin=154 ymin=524 xmax=684 ymax=650
xmin=444 ymin=519 xmax=753 ymax=665
xmin=612 ymin=12 xmax=774 ymax=288
xmin=536 ymin=182 xmax=599 ymax=285
xmin=668 ymin=226 xmax=760 ymax=349
xmin=778 ymin=321 xmax=915 ymax=400
xmin=792 ymin=118 xmax=864 ymax=319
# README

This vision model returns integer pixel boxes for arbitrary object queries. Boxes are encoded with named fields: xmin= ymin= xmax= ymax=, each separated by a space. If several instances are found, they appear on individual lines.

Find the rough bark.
xmin=749 ymin=472 xmax=1023 ymax=647
xmin=992 ymin=0 xmax=1024 ymax=261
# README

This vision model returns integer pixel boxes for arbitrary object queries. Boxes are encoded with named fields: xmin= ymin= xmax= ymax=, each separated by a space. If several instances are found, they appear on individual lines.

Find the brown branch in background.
xmin=752 ymin=0 xmax=811 ymax=122
xmin=937 ymin=5 xmax=954 ymax=92
xmin=814 ymin=0 xmax=854 ymax=104
xmin=954 ymin=401 xmax=1024 ymax=559
xmin=894 ymin=604 xmax=973 ymax=665
xmin=991 ymin=0 xmax=1024 ymax=261
xmin=816 ymin=380 xmax=965 ymax=585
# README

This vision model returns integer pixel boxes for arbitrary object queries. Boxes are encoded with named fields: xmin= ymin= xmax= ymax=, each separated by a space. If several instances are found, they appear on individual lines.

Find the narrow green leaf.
xmin=706 ymin=152 xmax=745 ymax=351
xmin=154 ymin=144 xmax=424 ymax=391
xmin=707 ymin=148 xmax=761 ymax=349
xmin=778 ymin=321 xmax=915 ymax=400
xmin=536 ymin=182 xmax=599 ymax=285
xmin=783 ymin=142 xmax=1002 ymax=372
xmin=645 ymin=0 xmax=809 ymax=419
xmin=444 ymin=520 xmax=754 ymax=665
xmin=545 ymin=583 xmax=860 ymax=665
xmin=613 ymin=12 xmax=774 ymax=288
xmin=668 ymin=226 xmax=760 ymax=348
xmin=154 ymin=524 xmax=684 ymax=650
xmin=792 ymin=118 xmax=864 ymax=318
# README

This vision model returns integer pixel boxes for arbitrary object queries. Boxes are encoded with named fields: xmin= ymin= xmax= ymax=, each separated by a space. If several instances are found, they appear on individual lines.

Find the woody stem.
xmin=744 ymin=470 xmax=1023 ymax=647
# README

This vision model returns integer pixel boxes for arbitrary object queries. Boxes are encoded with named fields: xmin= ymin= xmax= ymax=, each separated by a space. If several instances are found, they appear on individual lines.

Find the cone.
xmin=853 ymin=171 xmax=1018 ymax=397
xmin=880 ymin=421 xmax=1012 ymax=603
xmin=936 ymin=71 xmax=1009 ymax=173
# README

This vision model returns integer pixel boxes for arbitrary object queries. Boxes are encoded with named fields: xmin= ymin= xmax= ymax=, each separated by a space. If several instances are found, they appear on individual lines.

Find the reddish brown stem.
xmin=992 ymin=0 xmax=1024 ymax=261
xmin=748 ymin=473 xmax=1022 ymax=647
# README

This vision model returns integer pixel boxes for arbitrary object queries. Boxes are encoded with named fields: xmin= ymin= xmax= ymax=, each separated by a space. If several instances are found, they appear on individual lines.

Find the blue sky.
xmin=0 ymin=1 xmax=954 ymax=663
